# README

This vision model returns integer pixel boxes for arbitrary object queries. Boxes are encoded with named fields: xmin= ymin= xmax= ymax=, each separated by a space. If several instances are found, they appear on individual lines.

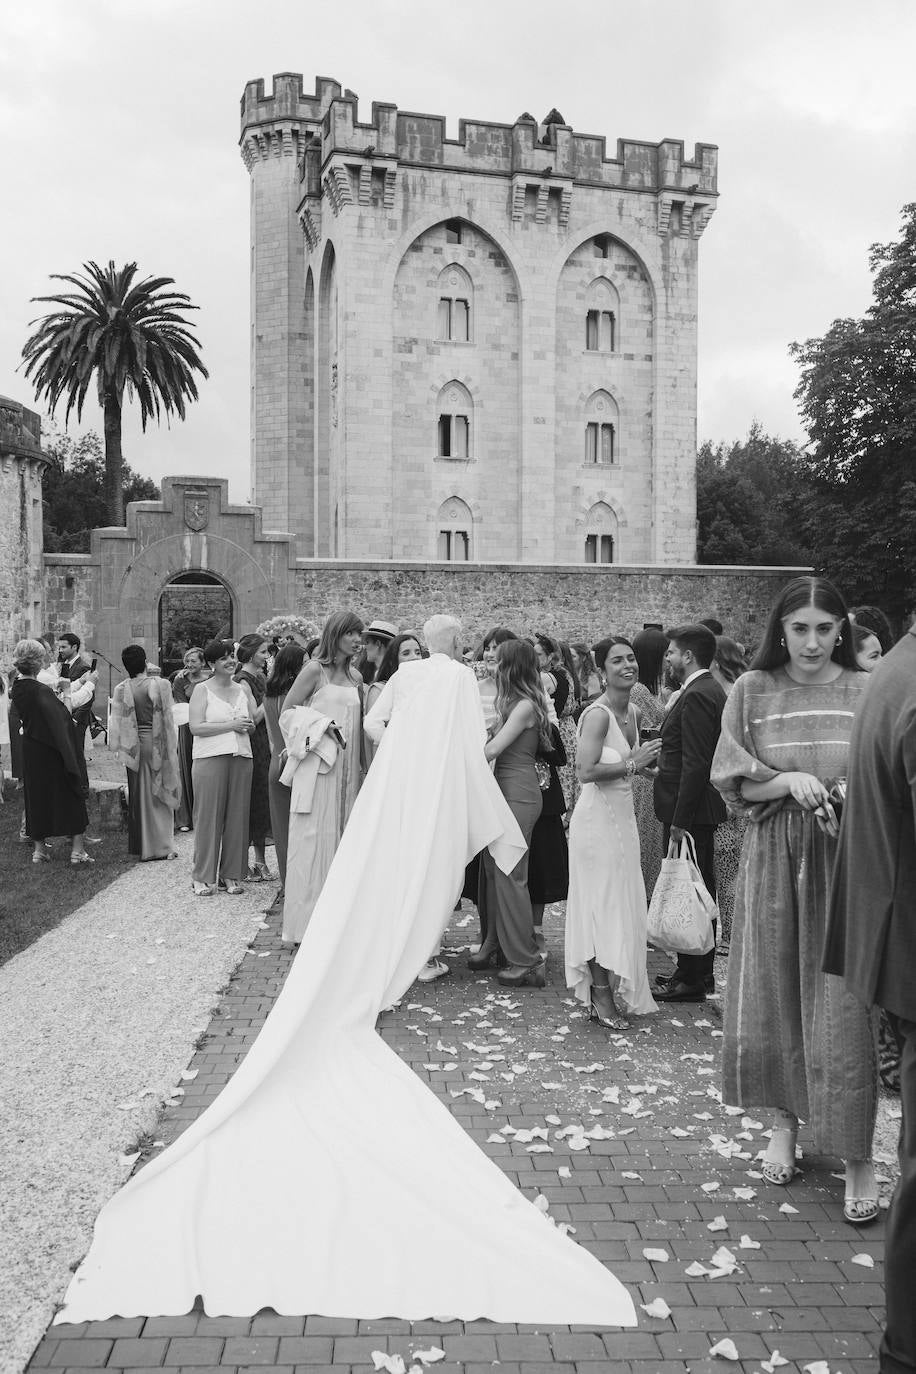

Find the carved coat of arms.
xmin=184 ymin=492 xmax=209 ymax=532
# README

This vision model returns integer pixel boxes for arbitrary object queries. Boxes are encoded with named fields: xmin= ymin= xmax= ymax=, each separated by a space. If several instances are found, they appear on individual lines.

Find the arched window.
xmin=436 ymin=264 xmax=473 ymax=342
xmin=437 ymin=381 xmax=473 ymax=459
xmin=437 ymin=497 xmax=473 ymax=561
xmin=584 ymin=390 xmax=618 ymax=466
xmin=585 ymin=276 xmax=620 ymax=352
xmin=584 ymin=501 xmax=617 ymax=564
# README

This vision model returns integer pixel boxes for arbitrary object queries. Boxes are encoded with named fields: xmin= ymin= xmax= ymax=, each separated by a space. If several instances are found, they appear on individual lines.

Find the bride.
xmin=58 ymin=616 xmax=636 ymax=1328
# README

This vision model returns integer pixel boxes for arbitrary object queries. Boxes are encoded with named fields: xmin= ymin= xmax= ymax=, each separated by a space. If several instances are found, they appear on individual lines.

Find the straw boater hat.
xmin=364 ymin=620 xmax=397 ymax=641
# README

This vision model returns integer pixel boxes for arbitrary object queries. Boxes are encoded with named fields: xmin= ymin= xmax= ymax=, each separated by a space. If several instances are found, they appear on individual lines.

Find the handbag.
xmin=647 ymin=833 xmax=718 ymax=956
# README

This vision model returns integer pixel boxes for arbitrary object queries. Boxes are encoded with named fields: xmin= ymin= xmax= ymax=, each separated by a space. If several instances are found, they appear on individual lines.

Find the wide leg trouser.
xmin=191 ymin=756 xmax=252 ymax=884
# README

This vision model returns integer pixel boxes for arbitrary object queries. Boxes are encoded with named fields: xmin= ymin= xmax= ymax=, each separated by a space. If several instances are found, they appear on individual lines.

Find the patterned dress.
xmin=711 ymin=668 xmax=878 ymax=1158
xmin=629 ymin=682 xmax=665 ymax=898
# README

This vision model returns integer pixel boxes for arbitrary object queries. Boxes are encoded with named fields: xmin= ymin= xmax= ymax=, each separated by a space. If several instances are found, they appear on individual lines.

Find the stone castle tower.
xmin=240 ymin=74 xmax=717 ymax=564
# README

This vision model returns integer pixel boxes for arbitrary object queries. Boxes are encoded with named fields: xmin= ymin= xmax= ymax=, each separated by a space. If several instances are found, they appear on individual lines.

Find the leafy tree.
xmin=696 ymin=425 xmax=813 ymax=567
xmin=42 ymin=431 xmax=159 ymax=553
xmin=790 ymin=203 xmax=916 ymax=621
xmin=21 ymin=260 xmax=207 ymax=525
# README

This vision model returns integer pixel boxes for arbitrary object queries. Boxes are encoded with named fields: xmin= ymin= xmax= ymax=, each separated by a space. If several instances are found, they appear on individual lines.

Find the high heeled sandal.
xmin=70 ymin=852 xmax=95 ymax=866
xmin=844 ymin=1163 xmax=879 ymax=1225
xmin=589 ymin=987 xmax=629 ymax=1031
xmin=761 ymin=1125 xmax=799 ymax=1186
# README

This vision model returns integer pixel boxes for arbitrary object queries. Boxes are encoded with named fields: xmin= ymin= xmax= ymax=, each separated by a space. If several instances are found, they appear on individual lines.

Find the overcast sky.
xmin=2 ymin=0 xmax=914 ymax=503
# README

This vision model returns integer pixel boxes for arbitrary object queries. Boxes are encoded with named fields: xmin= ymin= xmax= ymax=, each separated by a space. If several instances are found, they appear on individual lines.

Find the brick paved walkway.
xmin=29 ymin=906 xmax=888 ymax=1374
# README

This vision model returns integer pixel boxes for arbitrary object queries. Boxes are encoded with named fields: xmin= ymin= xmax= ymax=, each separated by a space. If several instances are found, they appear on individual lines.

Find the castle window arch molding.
xmin=584 ymin=389 xmax=619 ymax=466
xmin=585 ymin=275 xmax=620 ymax=353
xmin=583 ymin=500 xmax=617 ymax=564
xmin=436 ymin=496 xmax=473 ymax=561
xmin=436 ymin=381 xmax=473 ymax=460
xmin=436 ymin=264 xmax=473 ymax=343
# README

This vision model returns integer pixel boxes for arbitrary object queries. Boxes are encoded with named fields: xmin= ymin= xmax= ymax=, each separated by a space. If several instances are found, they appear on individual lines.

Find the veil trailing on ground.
xmin=58 ymin=657 xmax=636 ymax=1326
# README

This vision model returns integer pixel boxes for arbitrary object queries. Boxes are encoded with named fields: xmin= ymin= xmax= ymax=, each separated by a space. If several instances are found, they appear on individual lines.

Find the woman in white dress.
xmin=565 ymin=636 xmax=662 ymax=1028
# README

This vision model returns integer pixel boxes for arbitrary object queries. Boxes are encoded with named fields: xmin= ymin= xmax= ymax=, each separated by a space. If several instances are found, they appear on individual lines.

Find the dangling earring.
xmin=779 ymin=636 xmax=786 ymax=648
xmin=836 ymin=633 xmax=843 ymax=646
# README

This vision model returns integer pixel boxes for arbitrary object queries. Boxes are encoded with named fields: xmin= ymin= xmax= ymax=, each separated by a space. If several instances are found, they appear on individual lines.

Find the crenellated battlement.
xmin=240 ymin=73 xmax=717 ymax=196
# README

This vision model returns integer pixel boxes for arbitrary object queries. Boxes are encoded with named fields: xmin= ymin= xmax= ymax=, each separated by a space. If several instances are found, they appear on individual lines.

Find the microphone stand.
xmin=87 ymin=649 xmax=122 ymax=716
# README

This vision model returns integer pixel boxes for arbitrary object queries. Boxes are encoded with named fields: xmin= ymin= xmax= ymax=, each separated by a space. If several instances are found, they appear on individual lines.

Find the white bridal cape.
xmin=58 ymin=655 xmax=636 ymax=1327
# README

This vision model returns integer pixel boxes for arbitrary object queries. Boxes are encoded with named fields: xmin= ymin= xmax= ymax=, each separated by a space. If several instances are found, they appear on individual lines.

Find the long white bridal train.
xmin=58 ymin=657 xmax=636 ymax=1327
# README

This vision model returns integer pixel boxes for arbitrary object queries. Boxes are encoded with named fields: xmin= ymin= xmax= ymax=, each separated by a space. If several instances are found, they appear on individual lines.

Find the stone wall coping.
xmin=292 ymin=559 xmax=811 ymax=578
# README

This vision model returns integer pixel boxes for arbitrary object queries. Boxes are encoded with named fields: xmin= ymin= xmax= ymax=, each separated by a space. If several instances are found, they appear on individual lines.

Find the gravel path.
xmin=0 ymin=835 xmax=274 ymax=1374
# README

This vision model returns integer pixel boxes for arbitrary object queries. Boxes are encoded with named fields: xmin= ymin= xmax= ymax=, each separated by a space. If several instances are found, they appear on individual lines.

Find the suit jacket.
xmin=823 ymin=628 xmax=916 ymax=1019
xmin=63 ymin=654 xmax=92 ymax=682
xmin=654 ymin=670 xmax=727 ymax=830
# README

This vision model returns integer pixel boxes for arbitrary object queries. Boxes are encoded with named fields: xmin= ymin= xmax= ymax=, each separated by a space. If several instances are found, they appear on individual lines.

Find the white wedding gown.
xmin=58 ymin=657 xmax=636 ymax=1327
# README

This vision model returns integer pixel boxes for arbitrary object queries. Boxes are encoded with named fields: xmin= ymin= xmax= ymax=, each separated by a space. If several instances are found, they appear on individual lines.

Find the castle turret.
xmin=240 ymin=74 xmax=342 ymax=541
xmin=0 ymin=397 xmax=49 ymax=654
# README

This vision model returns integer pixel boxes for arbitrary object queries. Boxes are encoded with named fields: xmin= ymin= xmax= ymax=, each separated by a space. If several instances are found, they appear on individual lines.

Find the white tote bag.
xmin=647 ymin=833 xmax=717 ymax=956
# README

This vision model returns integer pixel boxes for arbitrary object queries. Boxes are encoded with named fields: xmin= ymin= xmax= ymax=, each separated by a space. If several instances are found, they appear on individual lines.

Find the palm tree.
xmin=21 ymin=260 xmax=208 ymax=525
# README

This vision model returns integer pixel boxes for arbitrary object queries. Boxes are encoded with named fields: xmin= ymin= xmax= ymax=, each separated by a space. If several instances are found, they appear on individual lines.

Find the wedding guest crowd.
xmin=7 ymin=576 xmax=912 ymax=1364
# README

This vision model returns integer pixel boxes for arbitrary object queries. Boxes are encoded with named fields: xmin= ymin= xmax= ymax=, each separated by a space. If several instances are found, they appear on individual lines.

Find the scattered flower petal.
xmin=642 ymin=1247 xmax=670 ymax=1261
xmin=709 ymin=1337 xmax=740 ymax=1360
xmin=640 ymin=1297 xmax=672 ymax=1319
xmin=851 ymin=1253 xmax=875 ymax=1268
xmin=707 ymin=1215 xmax=728 ymax=1232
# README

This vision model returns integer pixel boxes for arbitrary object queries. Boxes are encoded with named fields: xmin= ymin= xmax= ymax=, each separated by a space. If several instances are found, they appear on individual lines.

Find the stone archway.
xmin=158 ymin=572 xmax=234 ymax=677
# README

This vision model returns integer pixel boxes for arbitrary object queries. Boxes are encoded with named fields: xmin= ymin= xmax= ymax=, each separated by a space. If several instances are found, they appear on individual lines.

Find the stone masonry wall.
xmin=290 ymin=562 xmax=799 ymax=650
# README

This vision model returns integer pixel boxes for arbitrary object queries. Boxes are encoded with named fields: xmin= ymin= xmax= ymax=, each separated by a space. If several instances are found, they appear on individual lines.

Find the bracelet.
xmin=624 ymin=758 xmax=637 ymax=778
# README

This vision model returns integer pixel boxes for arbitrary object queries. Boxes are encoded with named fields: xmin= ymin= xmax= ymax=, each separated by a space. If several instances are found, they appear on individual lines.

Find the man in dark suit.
xmin=56 ymin=632 xmax=95 ymax=796
xmin=653 ymin=622 xmax=727 ymax=1002
xmin=823 ymin=624 xmax=916 ymax=1374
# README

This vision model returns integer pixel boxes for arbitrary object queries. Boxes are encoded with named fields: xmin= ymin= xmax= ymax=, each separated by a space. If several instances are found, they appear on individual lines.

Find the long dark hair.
xmin=494 ymin=640 xmax=552 ymax=747
xmin=376 ymin=633 xmax=422 ymax=686
xmin=851 ymin=604 xmax=894 ymax=654
xmin=317 ymin=611 xmax=364 ymax=674
xmin=569 ymin=641 xmax=597 ymax=696
xmin=714 ymin=635 xmax=747 ymax=685
xmin=751 ymin=576 xmax=859 ymax=672
xmin=265 ymin=643 xmax=307 ymax=699
xmin=632 ymin=627 xmax=668 ymax=695
xmin=482 ymin=625 xmax=516 ymax=652
xmin=592 ymin=635 xmax=635 ymax=676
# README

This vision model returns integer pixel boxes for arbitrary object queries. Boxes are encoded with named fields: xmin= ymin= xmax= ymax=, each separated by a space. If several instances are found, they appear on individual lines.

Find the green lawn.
xmin=0 ymin=782 xmax=135 ymax=966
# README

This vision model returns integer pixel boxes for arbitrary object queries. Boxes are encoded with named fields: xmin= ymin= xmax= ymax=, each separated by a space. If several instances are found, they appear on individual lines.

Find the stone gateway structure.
xmin=240 ymin=75 xmax=718 ymax=564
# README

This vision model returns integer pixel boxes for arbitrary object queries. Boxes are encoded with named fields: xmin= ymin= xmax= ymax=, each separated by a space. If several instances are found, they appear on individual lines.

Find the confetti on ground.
xmin=851 ymin=1253 xmax=875 ymax=1268
xmin=640 ymin=1297 xmax=672 ymax=1319
xmin=642 ymin=1247 xmax=670 ymax=1262
xmin=709 ymin=1337 xmax=740 ymax=1360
